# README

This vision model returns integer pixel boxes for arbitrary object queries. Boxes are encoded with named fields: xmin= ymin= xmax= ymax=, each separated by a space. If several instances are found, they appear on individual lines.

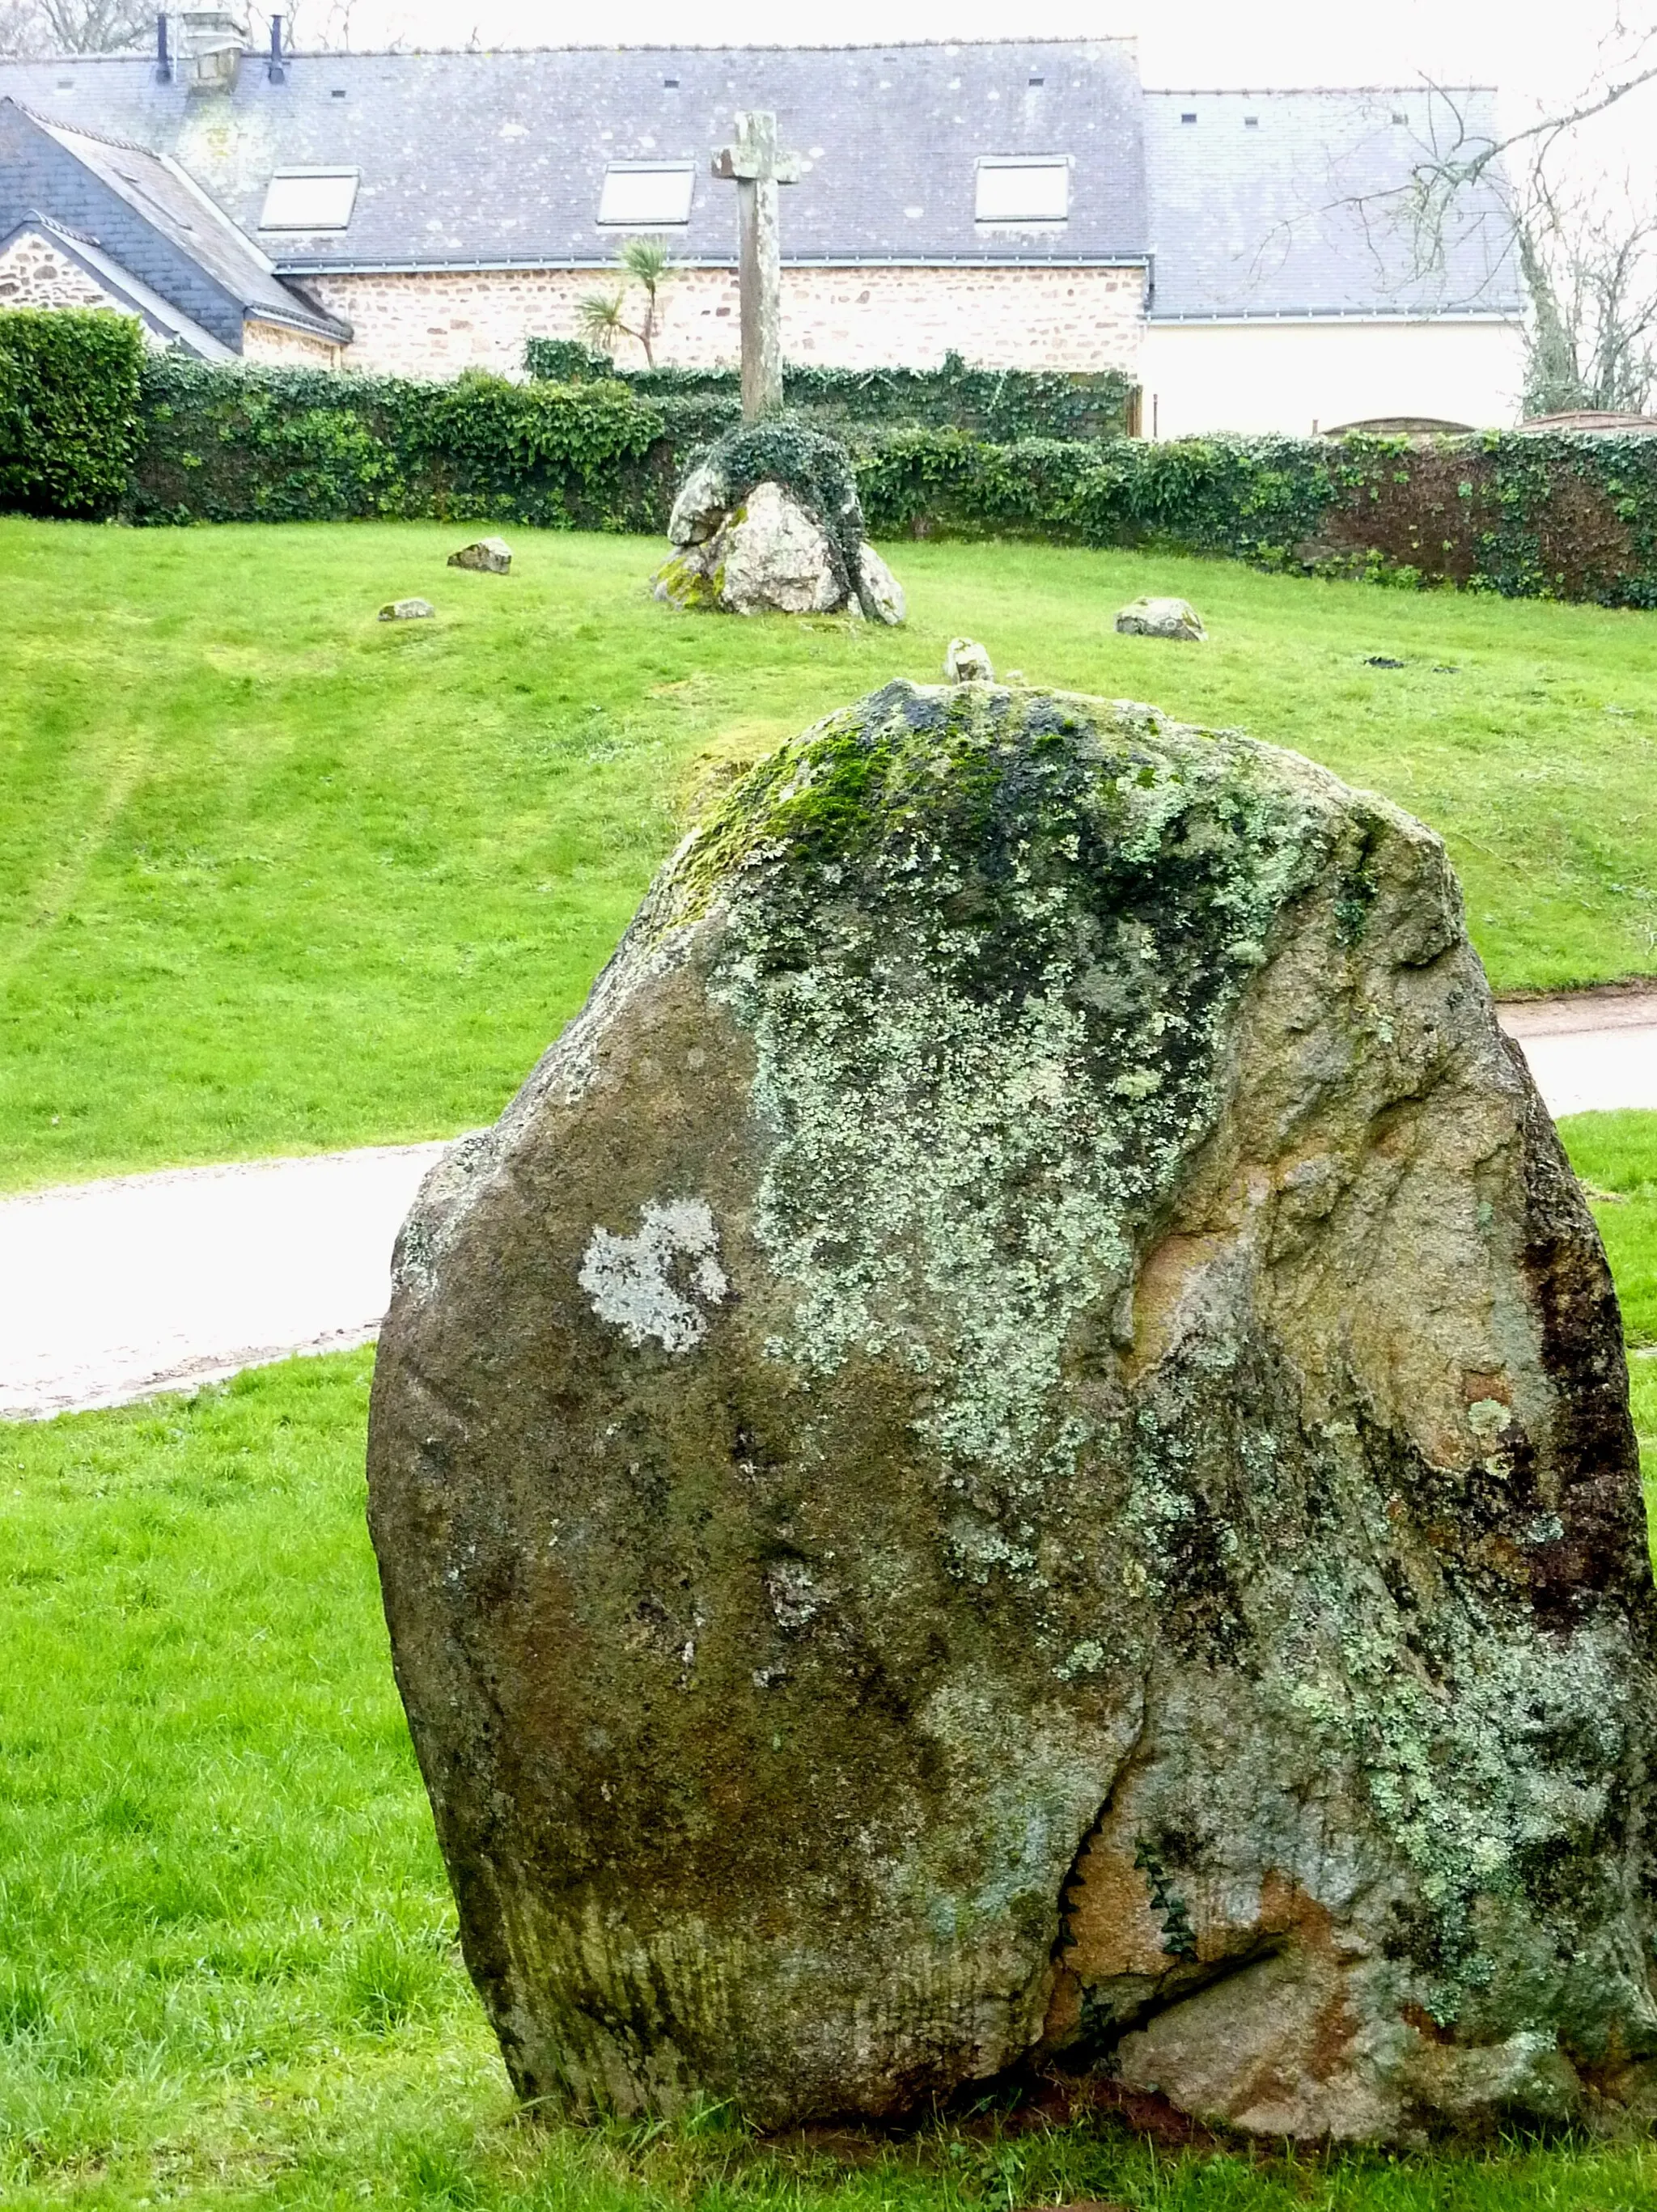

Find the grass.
xmin=1557 ymin=1112 xmax=1657 ymax=1347
xmin=8 ymin=516 xmax=1657 ymax=2201
xmin=5 ymin=519 xmax=1657 ymax=1190
xmin=5 ymin=1349 xmax=1657 ymax=2210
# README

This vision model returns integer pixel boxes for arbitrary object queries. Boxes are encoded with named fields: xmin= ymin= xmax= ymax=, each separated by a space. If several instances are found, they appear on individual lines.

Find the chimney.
xmin=167 ymin=9 xmax=250 ymax=95
xmin=268 ymin=13 xmax=284 ymax=81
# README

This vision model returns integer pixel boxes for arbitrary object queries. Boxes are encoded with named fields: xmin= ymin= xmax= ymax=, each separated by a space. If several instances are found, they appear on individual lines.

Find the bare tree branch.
xmin=0 ymin=0 xmax=149 ymax=53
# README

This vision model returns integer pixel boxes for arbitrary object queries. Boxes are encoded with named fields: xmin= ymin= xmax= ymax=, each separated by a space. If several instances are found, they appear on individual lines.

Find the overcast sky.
xmin=299 ymin=0 xmax=1644 ymax=116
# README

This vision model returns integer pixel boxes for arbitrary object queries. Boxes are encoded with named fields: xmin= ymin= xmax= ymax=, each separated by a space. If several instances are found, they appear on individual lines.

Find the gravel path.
xmin=0 ymin=1141 xmax=448 ymax=1422
xmin=1498 ymin=989 xmax=1657 ymax=1117
xmin=5 ymin=993 xmax=1657 ymax=1423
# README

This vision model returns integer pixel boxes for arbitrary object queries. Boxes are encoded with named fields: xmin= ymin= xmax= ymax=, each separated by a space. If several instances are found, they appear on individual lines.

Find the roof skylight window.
xmin=974 ymin=156 xmax=1069 ymax=224
xmin=596 ymin=161 xmax=695 ymax=227
xmin=259 ymin=168 xmax=360 ymax=231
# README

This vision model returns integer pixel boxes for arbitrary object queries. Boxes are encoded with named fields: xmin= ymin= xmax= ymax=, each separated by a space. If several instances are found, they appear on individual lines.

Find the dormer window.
xmin=974 ymin=156 xmax=1069 ymax=224
xmin=259 ymin=168 xmax=360 ymax=231
xmin=596 ymin=161 xmax=695 ymax=227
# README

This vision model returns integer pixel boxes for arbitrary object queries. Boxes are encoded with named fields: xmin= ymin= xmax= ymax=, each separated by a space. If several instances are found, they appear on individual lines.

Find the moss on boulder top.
xmin=369 ymin=681 xmax=1657 ymax=2143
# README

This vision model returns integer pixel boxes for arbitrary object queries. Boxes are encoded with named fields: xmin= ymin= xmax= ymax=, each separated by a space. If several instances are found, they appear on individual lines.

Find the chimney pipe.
xmin=268 ymin=12 xmax=284 ymax=80
xmin=155 ymin=11 xmax=172 ymax=79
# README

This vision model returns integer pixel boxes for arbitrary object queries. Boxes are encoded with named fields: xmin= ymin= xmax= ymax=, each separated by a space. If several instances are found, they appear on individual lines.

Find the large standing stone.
xmin=653 ymin=420 xmax=905 ymax=625
xmin=657 ymin=481 xmax=841 ymax=617
xmin=368 ymin=682 xmax=1657 ymax=2142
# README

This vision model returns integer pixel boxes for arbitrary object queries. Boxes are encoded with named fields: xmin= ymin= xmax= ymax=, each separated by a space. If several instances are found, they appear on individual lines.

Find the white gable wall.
xmin=1142 ymin=316 xmax=1527 ymax=439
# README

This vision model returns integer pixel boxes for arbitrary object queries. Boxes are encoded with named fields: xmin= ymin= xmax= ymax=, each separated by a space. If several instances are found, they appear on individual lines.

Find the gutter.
xmin=1147 ymin=307 xmax=1523 ymax=325
xmin=274 ymin=251 xmax=1155 ymax=276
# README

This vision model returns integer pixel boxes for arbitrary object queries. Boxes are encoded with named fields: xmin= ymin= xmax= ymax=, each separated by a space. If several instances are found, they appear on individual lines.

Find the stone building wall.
xmin=0 ymin=227 xmax=126 ymax=314
xmin=242 ymin=316 xmax=345 ymax=367
xmin=303 ymin=262 xmax=1147 ymax=380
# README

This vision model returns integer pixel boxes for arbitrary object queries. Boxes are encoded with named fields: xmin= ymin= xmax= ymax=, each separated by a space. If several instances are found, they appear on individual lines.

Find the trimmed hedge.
xmin=6 ymin=342 xmax=1654 ymax=608
xmin=523 ymin=341 xmax=1138 ymax=442
xmin=126 ymin=357 xmax=672 ymax=528
xmin=0 ymin=307 xmax=144 ymax=518
xmin=856 ymin=426 xmax=1657 ymax=606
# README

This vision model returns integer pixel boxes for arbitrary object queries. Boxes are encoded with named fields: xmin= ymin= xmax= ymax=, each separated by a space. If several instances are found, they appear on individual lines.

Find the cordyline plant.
xmin=577 ymin=240 xmax=676 ymax=369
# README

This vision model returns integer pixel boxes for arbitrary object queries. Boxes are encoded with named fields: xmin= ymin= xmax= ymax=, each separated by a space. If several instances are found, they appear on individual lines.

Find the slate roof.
xmin=0 ymin=43 xmax=1522 ymax=324
xmin=1144 ymin=87 xmax=1521 ymax=320
xmin=0 ymin=41 xmax=1147 ymax=269
xmin=0 ymin=95 xmax=348 ymax=340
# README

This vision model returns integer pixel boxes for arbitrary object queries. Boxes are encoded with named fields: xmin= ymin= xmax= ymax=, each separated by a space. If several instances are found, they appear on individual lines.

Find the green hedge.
xmin=855 ymin=425 xmax=1657 ymax=605
xmin=5 ymin=342 xmax=1651 ymax=608
xmin=126 ymin=357 xmax=672 ymax=528
xmin=523 ymin=341 xmax=1138 ymax=442
xmin=0 ymin=307 xmax=144 ymax=518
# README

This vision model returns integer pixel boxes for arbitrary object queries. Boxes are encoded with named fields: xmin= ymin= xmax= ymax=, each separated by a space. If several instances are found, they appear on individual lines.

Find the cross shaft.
xmin=711 ymin=111 xmax=802 ymax=420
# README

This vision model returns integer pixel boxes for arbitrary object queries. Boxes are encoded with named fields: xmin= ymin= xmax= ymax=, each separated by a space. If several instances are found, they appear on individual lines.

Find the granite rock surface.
xmin=1116 ymin=596 xmax=1207 ymax=642
xmin=369 ymin=681 xmax=1657 ymax=2141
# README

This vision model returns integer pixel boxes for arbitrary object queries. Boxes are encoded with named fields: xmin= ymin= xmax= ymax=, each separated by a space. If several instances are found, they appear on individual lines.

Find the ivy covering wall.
xmin=127 ymin=358 xmax=672 ymax=528
xmin=5 ymin=345 xmax=1657 ymax=609
xmin=0 ymin=307 xmax=144 ymax=518
xmin=521 ymin=342 xmax=1139 ymax=443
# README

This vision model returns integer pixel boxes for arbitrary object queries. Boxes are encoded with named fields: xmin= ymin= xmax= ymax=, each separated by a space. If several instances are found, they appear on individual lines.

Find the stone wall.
xmin=0 ymin=227 xmax=126 ymax=314
xmin=303 ymin=262 xmax=1147 ymax=380
xmin=242 ymin=316 xmax=345 ymax=367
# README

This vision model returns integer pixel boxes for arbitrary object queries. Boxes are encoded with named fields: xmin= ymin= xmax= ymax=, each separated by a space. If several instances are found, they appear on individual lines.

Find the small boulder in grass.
xmin=944 ymin=636 xmax=994 ymax=680
xmin=448 ymin=536 xmax=512 ymax=575
xmin=1115 ymin=595 xmax=1206 ymax=642
xmin=379 ymin=598 xmax=436 ymax=621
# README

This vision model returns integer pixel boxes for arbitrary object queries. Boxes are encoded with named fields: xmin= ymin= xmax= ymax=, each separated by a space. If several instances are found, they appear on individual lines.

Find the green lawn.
xmin=9 ymin=519 xmax=1657 ymax=2201
xmin=5 ymin=519 xmax=1657 ymax=1191
xmin=6 ymin=1350 xmax=1657 ymax=2210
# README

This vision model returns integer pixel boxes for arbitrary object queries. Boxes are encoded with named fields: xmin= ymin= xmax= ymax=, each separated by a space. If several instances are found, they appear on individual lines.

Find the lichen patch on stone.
xmin=578 ymin=1198 xmax=729 ymax=1351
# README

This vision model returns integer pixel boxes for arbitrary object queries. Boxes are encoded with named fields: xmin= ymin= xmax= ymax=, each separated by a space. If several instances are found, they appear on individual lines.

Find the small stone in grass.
xmin=379 ymin=598 xmax=436 ymax=621
xmin=448 ymin=537 xmax=512 ymax=574
xmin=1115 ymin=595 xmax=1206 ymax=641
xmin=944 ymin=637 xmax=993 ymax=680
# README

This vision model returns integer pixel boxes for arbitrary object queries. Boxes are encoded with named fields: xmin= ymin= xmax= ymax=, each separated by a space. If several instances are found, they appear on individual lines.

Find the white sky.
xmin=303 ymin=0 xmax=1638 ymax=108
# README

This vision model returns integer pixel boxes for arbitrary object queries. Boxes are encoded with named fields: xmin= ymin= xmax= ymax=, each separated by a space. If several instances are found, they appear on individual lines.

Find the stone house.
xmin=0 ymin=18 xmax=1524 ymax=434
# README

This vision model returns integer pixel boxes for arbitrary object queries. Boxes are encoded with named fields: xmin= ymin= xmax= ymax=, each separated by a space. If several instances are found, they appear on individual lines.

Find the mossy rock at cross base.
xmin=368 ymin=682 xmax=1657 ymax=2143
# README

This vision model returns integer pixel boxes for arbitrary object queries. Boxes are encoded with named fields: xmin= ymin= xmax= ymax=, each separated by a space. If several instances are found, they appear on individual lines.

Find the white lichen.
xmin=578 ymin=1198 xmax=729 ymax=1352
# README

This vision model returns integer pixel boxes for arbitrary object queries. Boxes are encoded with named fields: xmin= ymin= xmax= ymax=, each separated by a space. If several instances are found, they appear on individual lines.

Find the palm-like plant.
xmin=575 ymin=239 xmax=676 ymax=368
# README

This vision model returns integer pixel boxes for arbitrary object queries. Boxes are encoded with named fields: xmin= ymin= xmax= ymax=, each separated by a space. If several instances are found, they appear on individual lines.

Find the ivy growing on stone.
xmin=680 ymin=414 xmax=871 ymax=610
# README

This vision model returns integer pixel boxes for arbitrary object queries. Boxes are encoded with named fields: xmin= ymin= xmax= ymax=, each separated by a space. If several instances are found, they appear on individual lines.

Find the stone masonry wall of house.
xmin=0 ymin=229 xmax=125 ymax=316
xmin=242 ymin=316 xmax=345 ymax=366
xmin=303 ymin=263 xmax=1147 ymax=379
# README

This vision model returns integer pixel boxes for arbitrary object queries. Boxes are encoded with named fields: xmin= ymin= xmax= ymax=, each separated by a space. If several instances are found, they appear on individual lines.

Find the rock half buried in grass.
xmin=1115 ymin=595 xmax=1206 ymax=641
xmin=378 ymin=597 xmax=435 ymax=621
xmin=367 ymin=681 xmax=1657 ymax=2142
xmin=448 ymin=536 xmax=512 ymax=574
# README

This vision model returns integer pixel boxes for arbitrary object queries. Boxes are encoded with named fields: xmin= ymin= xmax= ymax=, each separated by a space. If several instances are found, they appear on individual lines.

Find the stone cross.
xmin=711 ymin=111 xmax=802 ymax=421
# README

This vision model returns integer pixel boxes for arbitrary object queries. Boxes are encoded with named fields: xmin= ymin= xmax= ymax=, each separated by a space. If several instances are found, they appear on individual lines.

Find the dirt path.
xmin=4 ymin=991 xmax=1657 ymax=1423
